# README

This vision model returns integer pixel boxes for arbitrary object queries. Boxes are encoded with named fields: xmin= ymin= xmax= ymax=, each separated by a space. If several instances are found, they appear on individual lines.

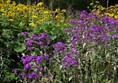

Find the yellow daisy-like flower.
xmin=32 ymin=15 xmax=38 ymax=19
xmin=44 ymin=11 xmax=49 ymax=14
xmin=29 ymin=22 xmax=36 ymax=27
xmin=114 ymin=15 xmax=118 ymax=19
xmin=61 ymin=9 xmax=66 ymax=13
xmin=37 ymin=2 xmax=43 ymax=7
xmin=9 ymin=19 xmax=14 ymax=22
xmin=108 ymin=13 xmax=114 ymax=17
xmin=55 ymin=15 xmax=60 ymax=19
xmin=55 ymin=8 xmax=60 ymax=12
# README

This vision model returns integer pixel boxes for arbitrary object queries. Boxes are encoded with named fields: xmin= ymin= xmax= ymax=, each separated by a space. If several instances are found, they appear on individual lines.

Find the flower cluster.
xmin=53 ymin=42 xmax=67 ymax=53
xmin=24 ymin=32 xmax=52 ymax=51
xmin=16 ymin=55 xmax=47 ymax=79
xmin=90 ymin=2 xmax=118 ymax=20
xmin=64 ymin=11 xmax=118 ymax=45
xmin=63 ymin=56 xmax=78 ymax=67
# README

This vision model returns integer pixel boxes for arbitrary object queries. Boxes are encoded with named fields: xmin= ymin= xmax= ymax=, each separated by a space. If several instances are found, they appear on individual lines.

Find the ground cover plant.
xmin=0 ymin=0 xmax=118 ymax=83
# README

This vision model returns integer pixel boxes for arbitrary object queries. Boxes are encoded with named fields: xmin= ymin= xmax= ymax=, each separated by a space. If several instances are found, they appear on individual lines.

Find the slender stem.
xmin=107 ymin=0 xmax=109 ymax=12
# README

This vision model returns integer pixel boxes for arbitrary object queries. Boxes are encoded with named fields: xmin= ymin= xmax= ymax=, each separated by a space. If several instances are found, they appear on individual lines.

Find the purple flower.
xmin=46 ymin=35 xmax=52 ymax=44
xmin=108 ymin=18 xmax=116 ymax=24
xmin=24 ymin=64 xmax=31 ymax=70
xmin=53 ymin=42 xmax=66 ymax=53
xmin=70 ymin=19 xmax=76 ymax=24
xmin=112 ymin=33 xmax=118 ymax=39
xmin=38 ymin=32 xmax=46 ymax=39
xmin=28 ymin=72 xmax=37 ymax=78
xmin=24 ymin=38 xmax=33 ymax=46
xmin=27 ymin=47 xmax=35 ymax=51
xmin=12 ymin=68 xmax=17 ymax=73
xmin=21 ymin=32 xmax=28 ymax=37
xmin=78 ymin=20 xmax=82 ymax=24
xmin=64 ymin=28 xmax=72 ymax=33
xmin=35 ymin=56 xmax=44 ymax=64
xmin=20 ymin=72 xmax=26 ymax=77
xmin=63 ymin=56 xmax=78 ymax=67
xmin=70 ymin=44 xmax=76 ymax=53
xmin=22 ymin=56 xmax=36 ymax=65
xmin=22 ymin=56 xmax=29 ymax=65
xmin=37 ymin=41 xmax=43 ymax=45
xmin=71 ymin=37 xmax=79 ymax=43
xmin=37 ymin=68 xmax=44 ymax=72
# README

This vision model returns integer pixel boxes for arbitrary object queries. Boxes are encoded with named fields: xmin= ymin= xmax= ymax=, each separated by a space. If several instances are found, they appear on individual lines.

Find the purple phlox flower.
xmin=37 ymin=41 xmax=44 ymax=45
xmin=21 ymin=32 xmax=28 ymax=37
xmin=35 ymin=56 xmax=44 ymax=64
xmin=70 ymin=19 xmax=76 ymax=24
xmin=12 ymin=68 xmax=17 ymax=73
xmin=37 ymin=68 xmax=44 ymax=72
xmin=70 ymin=44 xmax=76 ymax=53
xmin=32 ymin=33 xmax=37 ymax=37
xmin=24 ymin=64 xmax=31 ymax=70
xmin=22 ymin=56 xmax=29 ymax=65
xmin=64 ymin=28 xmax=72 ymax=33
xmin=108 ymin=18 xmax=116 ymax=24
xmin=112 ymin=33 xmax=118 ymax=39
xmin=46 ymin=35 xmax=52 ymax=44
xmin=24 ymin=38 xmax=33 ymax=46
xmin=44 ymin=54 xmax=49 ymax=59
xmin=79 ymin=13 xmax=86 ymax=18
xmin=103 ymin=16 xmax=109 ymax=21
xmin=73 ymin=27 xmax=80 ymax=35
xmin=22 ymin=56 xmax=36 ymax=65
xmin=53 ymin=42 xmax=66 ymax=53
xmin=31 ymin=34 xmax=39 ymax=41
xmin=20 ymin=72 xmax=26 ymax=77
xmin=107 ymin=27 xmax=111 ymax=32
xmin=78 ymin=20 xmax=82 ymax=24
xmin=33 ymin=36 xmax=39 ymax=41
xmin=38 ymin=32 xmax=46 ymax=39
xmin=71 ymin=36 xmax=79 ymax=43
xmin=63 ymin=56 xmax=78 ymax=67
xmin=91 ymin=25 xmax=100 ymax=32
xmin=28 ymin=72 xmax=37 ymax=78
xmin=27 ymin=47 xmax=35 ymax=51
xmin=101 ymin=33 xmax=109 ymax=41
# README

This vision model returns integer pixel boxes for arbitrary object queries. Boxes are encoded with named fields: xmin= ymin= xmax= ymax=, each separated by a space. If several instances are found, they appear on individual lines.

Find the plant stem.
xmin=107 ymin=0 xmax=109 ymax=12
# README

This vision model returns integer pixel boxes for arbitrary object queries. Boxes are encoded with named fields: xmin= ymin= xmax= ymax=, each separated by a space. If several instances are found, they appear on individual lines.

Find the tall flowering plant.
xmin=63 ymin=11 xmax=118 ymax=82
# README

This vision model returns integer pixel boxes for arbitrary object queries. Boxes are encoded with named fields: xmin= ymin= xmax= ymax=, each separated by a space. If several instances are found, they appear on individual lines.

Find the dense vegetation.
xmin=0 ymin=0 xmax=118 ymax=83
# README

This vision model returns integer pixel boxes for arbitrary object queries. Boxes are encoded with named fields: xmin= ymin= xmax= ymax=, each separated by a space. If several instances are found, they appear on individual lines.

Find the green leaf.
xmin=14 ymin=42 xmax=26 ymax=52
xmin=5 ymin=73 xmax=16 ymax=82
xmin=52 ymin=35 xmax=57 ymax=40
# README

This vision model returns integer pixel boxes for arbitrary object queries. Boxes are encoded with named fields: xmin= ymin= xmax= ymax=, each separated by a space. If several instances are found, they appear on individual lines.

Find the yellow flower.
xmin=44 ymin=11 xmax=49 ymax=14
xmin=60 ymin=19 xmax=64 ymax=23
xmin=9 ymin=19 xmax=14 ymax=22
xmin=90 ymin=3 xmax=94 ymax=6
xmin=55 ymin=8 xmax=60 ymax=12
xmin=32 ymin=15 xmax=38 ymax=18
xmin=64 ymin=24 xmax=67 ymax=27
xmin=61 ymin=9 xmax=66 ymax=13
xmin=115 ymin=4 xmax=118 ymax=7
xmin=108 ymin=13 xmax=114 ymax=17
xmin=114 ymin=15 xmax=118 ymax=19
xmin=29 ymin=22 xmax=36 ymax=27
xmin=37 ymin=2 xmax=43 ymax=7
xmin=55 ymin=15 xmax=60 ymax=19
